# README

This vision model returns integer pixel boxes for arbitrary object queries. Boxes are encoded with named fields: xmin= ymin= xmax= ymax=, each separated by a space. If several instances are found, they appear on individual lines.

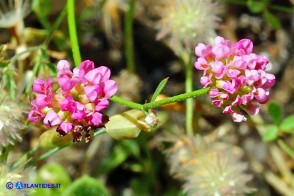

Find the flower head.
xmin=0 ymin=0 xmax=31 ymax=37
xmin=0 ymin=154 xmax=35 ymax=196
xmin=0 ymin=91 xmax=24 ymax=148
xmin=195 ymin=36 xmax=275 ymax=122
xmin=28 ymin=60 xmax=118 ymax=142
xmin=165 ymin=134 xmax=255 ymax=195
xmin=0 ymin=0 xmax=31 ymax=28
xmin=157 ymin=0 xmax=220 ymax=58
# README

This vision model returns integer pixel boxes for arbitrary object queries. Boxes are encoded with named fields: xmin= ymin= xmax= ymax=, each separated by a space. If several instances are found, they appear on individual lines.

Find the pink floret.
xmin=195 ymin=36 xmax=275 ymax=122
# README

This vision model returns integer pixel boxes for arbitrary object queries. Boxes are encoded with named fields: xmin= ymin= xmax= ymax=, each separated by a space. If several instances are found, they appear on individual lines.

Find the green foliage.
xmin=2 ymin=66 xmax=17 ymax=99
xmin=151 ymin=77 xmax=169 ymax=103
xmin=247 ymin=0 xmax=267 ymax=13
xmin=0 ymin=45 xmax=9 ymax=68
xmin=63 ymin=176 xmax=109 ymax=196
xmin=98 ymin=140 xmax=140 ymax=175
xmin=280 ymin=114 xmax=294 ymax=134
xmin=263 ymin=11 xmax=281 ymax=29
xmin=261 ymin=124 xmax=279 ymax=142
xmin=268 ymin=102 xmax=282 ymax=124
xmin=32 ymin=163 xmax=71 ymax=196
xmin=245 ymin=0 xmax=282 ymax=30
xmin=32 ymin=0 xmax=52 ymax=28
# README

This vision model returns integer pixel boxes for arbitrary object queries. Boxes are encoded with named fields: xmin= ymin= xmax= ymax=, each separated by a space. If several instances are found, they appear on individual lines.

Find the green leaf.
xmin=32 ymin=163 xmax=71 ymax=196
xmin=280 ymin=114 xmax=294 ymax=133
xmin=263 ymin=11 xmax=281 ymax=29
xmin=32 ymin=0 xmax=52 ymax=20
xmin=247 ymin=0 xmax=267 ymax=13
xmin=262 ymin=124 xmax=279 ymax=142
xmin=63 ymin=176 xmax=109 ymax=196
xmin=121 ymin=140 xmax=140 ymax=157
xmin=150 ymin=77 xmax=169 ymax=103
xmin=268 ymin=102 xmax=282 ymax=124
xmin=0 ymin=61 xmax=9 ymax=67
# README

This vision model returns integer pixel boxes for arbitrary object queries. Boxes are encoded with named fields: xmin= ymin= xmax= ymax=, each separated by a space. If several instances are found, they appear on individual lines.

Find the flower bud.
xmin=105 ymin=110 xmax=151 ymax=140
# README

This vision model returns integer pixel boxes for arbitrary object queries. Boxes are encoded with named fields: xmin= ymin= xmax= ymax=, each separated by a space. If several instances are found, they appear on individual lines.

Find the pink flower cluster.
xmin=28 ymin=60 xmax=118 ymax=142
xmin=195 ymin=36 xmax=275 ymax=122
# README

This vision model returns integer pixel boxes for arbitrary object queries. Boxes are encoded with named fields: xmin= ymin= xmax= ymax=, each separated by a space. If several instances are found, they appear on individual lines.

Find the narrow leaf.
xmin=263 ymin=11 xmax=281 ymax=29
xmin=247 ymin=0 xmax=267 ymax=13
xmin=262 ymin=124 xmax=279 ymax=142
xmin=280 ymin=114 xmax=294 ymax=133
xmin=150 ymin=77 xmax=169 ymax=103
xmin=268 ymin=102 xmax=282 ymax=124
xmin=63 ymin=176 xmax=109 ymax=196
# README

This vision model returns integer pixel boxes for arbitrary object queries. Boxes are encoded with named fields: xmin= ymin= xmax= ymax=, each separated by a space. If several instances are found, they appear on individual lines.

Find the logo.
xmin=6 ymin=182 xmax=13 ymax=190
xmin=15 ymin=182 xmax=23 ymax=190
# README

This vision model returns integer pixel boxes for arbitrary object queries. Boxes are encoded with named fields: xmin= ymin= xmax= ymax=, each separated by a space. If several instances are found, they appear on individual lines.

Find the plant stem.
xmin=144 ymin=88 xmax=208 ymax=109
xmin=67 ymin=0 xmax=81 ymax=66
xmin=110 ymin=96 xmax=143 ymax=110
xmin=184 ymin=53 xmax=194 ymax=136
xmin=124 ymin=0 xmax=136 ymax=73
xmin=111 ymin=88 xmax=209 ymax=111
xmin=13 ymin=129 xmax=107 ymax=169
xmin=44 ymin=6 xmax=67 ymax=47
xmin=278 ymin=139 xmax=294 ymax=159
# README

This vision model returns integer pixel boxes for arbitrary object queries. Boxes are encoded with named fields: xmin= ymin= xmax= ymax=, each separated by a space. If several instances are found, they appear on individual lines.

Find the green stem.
xmin=67 ymin=0 xmax=81 ymax=66
xmin=184 ymin=54 xmax=194 ymax=136
xmin=224 ymin=0 xmax=293 ymax=13
xmin=12 ymin=129 xmax=106 ymax=170
xmin=278 ymin=139 xmax=294 ymax=159
xmin=44 ymin=6 xmax=67 ymax=47
xmin=11 ymin=146 xmax=40 ymax=170
xmin=110 ymin=96 xmax=143 ymax=110
xmin=124 ymin=0 xmax=136 ymax=73
xmin=144 ymin=88 xmax=208 ymax=109
xmin=111 ymin=88 xmax=209 ymax=111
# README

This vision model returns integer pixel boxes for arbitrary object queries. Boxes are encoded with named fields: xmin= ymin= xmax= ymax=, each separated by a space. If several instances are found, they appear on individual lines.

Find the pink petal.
xmin=102 ymin=80 xmax=118 ymax=99
xmin=71 ymin=102 xmax=88 ymax=121
xmin=233 ymin=39 xmax=253 ymax=55
xmin=223 ymin=106 xmax=234 ymax=114
xmin=32 ymin=78 xmax=53 ymax=94
xmin=28 ymin=109 xmax=44 ymax=122
xmin=57 ymin=60 xmax=71 ymax=71
xmin=227 ymin=69 xmax=240 ymax=78
xmin=97 ymin=66 xmax=111 ymax=81
xmin=60 ymin=95 xmax=76 ymax=111
xmin=58 ymin=75 xmax=76 ymax=92
xmin=200 ymin=76 xmax=211 ymax=87
xmin=194 ymin=57 xmax=209 ymax=71
xmin=209 ymin=88 xmax=221 ymax=98
xmin=94 ymin=99 xmax=109 ymax=111
xmin=86 ymin=112 xmax=103 ymax=127
xmin=84 ymin=85 xmax=102 ymax=102
xmin=44 ymin=110 xmax=62 ymax=127
xmin=230 ymin=56 xmax=247 ymax=69
xmin=254 ymin=88 xmax=269 ymax=104
xmin=245 ymin=70 xmax=260 ymax=85
xmin=241 ymin=93 xmax=254 ymax=105
xmin=232 ymin=113 xmax=247 ymax=122
xmin=35 ymin=94 xmax=52 ymax=108
xmin=261 ymin=73 xmax=275 ymax=89
xmin=57 ymin=122 xmax=74 ymax=135
xmin=212 ymin=45 xmax=230 ymax=60
xmin=212 ymin=99 xmax=222 ymax=107
xmin=85 ymin=69 xmax=102 ymax=84
xmin=195 ymin=43 xmax=212 ymax=58
xmin=232 ymin=95 xmax=242 ymax=106
xmin=77 ymin=60 xmax=95 ymax=79
xmin=244 ymin=104 xmax=260 ymax=115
